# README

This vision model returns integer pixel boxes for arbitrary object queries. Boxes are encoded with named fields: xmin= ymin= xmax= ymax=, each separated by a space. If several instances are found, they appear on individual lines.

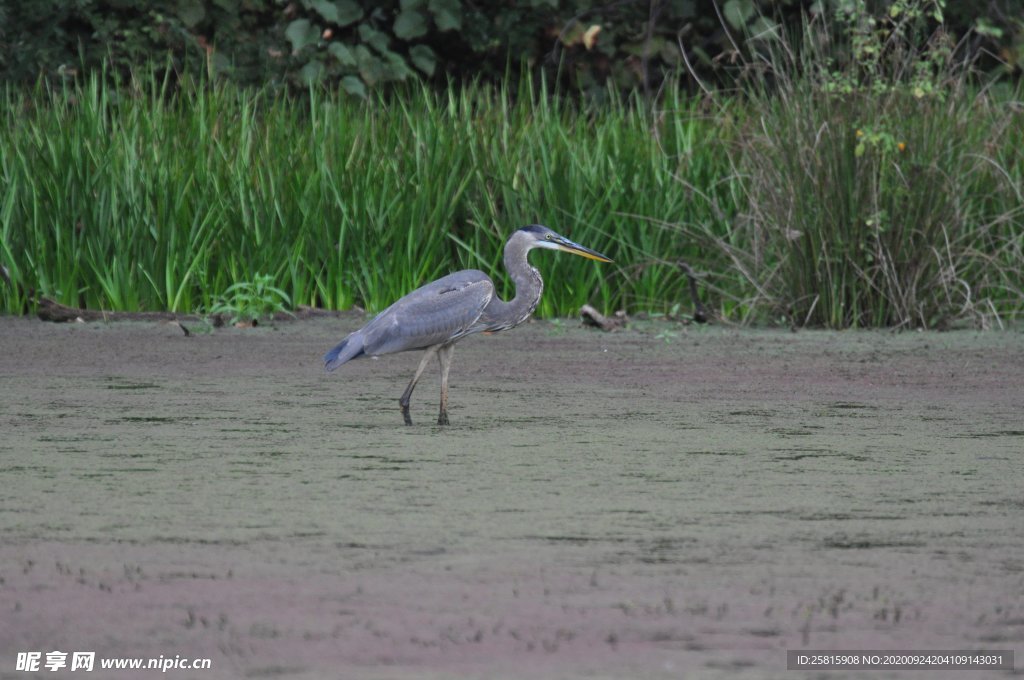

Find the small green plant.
xmin=208 ymin=274 xmax=292 ymax=324
xmin=545 ymin=318 xmax=568 ymax=337
xmin=853 ymin=126 xmax=908 ymax=157
xmin=654 ymin=326 xmax=680 ymax=344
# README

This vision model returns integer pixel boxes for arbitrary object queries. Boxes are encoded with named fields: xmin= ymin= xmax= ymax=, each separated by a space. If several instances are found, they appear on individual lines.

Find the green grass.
xmin=0 ymin=74 xmax=730 ymax=320
xmin=0 ymin=62 xmax=1020 ymax=328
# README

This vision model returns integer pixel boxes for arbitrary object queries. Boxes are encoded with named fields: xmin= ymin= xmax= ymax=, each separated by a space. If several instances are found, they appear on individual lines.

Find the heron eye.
xmin=545 ymin=234 xmax=553 ymax=240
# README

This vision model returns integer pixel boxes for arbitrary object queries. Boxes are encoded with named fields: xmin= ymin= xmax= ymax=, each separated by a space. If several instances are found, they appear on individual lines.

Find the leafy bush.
xmin=281 ymin=0 xmax=455 ymax=95
xmin=1 ymin=0 xmax=1020 ymax=96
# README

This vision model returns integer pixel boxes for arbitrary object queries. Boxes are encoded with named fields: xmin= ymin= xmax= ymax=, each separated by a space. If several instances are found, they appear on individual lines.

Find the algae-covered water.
xmin=0 ymin=317 xmax=1021 ymax=679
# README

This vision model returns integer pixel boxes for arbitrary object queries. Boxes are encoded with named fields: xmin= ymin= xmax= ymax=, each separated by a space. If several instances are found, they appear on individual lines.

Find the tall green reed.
xmin=0 ymin=73 xmax=730 ymax=318
xmin=4 ymin=48 xmax=1016 ymax=328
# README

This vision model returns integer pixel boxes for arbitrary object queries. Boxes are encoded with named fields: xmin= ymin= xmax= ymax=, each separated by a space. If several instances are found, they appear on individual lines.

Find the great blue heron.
xmin=323 ymin=224 xmax=613 ymax=425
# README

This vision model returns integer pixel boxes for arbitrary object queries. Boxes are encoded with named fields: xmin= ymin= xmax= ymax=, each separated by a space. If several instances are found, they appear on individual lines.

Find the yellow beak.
xmin=554 ymin=237 xmax=613 ymax=263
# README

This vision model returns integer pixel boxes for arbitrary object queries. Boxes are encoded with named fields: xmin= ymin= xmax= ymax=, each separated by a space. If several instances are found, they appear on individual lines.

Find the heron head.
xmin=517 ymin=224 xmax=613 ymax=263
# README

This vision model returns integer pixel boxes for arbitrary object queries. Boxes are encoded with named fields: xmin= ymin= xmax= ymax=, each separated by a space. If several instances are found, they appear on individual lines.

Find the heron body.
xmin=323 ymin=225 xmax=612 ymax=425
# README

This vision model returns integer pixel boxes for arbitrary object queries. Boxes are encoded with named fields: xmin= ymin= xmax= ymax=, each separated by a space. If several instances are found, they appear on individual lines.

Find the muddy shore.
xmin=1 ymin=317 xmax=1021 ymax=679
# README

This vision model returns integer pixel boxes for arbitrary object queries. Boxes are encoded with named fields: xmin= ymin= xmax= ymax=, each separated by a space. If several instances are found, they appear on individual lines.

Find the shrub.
xmin=693 ymin=0 xmax=1023 ymax=328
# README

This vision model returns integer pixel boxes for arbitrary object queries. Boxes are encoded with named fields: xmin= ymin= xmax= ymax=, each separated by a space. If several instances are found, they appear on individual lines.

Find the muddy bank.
xmin=0 ymin=317 xmax=1021 ymax=679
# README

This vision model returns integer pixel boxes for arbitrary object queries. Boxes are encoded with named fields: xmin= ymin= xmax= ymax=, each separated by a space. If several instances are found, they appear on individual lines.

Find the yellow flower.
xmin=856 ymin=129 xmax=864 ymax=137
xmin=898 ymin=142 xmax=906 ymax=152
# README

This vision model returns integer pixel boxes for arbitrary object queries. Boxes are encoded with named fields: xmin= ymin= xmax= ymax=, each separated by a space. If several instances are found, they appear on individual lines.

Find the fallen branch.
xmin=579 ymin=305 xmax=628 ymax=331
xmin=36 ymin=297 xmax=188 ymax=323
xmin=35 ymin=298 xmax=359 ymax=325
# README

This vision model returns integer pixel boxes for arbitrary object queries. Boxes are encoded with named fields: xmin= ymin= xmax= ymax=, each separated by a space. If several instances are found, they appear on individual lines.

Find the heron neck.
xmin=507 ymin=236 xmax=543 ymax=302
xmin=486 ymin=236 xmax=543 ymax=330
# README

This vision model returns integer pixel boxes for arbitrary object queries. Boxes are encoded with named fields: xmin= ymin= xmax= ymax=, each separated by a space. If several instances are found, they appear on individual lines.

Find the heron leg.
xmin=399 ymin=345 xmax=439 ymax=426
xmin=437 ymin=344 xmax=455 ymax=426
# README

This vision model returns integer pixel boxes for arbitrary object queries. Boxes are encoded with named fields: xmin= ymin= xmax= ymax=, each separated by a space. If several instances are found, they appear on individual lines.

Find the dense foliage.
xmin=1 ymin=1 xmax=1021 ymax=328
xmin=1 ymin=0 xmax=1021 ymax=97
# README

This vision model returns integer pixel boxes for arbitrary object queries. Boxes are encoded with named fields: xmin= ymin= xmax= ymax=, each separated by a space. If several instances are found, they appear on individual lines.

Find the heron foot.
xmin=437 ymin=411 xmax=450 ymax=426
xmin=400 ymin=401 xmax=413 ymax=426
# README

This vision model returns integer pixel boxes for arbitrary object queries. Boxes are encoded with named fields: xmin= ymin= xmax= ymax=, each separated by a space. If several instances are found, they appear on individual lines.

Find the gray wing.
xmin=359 ymin=270 xmax=495 ymax=356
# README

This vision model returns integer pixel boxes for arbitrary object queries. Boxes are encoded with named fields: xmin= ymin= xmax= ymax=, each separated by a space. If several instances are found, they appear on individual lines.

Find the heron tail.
xmin=323 ymin=333 xmax=365 ymax=371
